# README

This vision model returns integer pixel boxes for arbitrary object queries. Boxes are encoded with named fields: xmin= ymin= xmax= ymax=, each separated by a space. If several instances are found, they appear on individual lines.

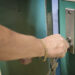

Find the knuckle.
xmin=60 ymin=43 xmax=64 ymax=47
xmin=61 ymin=49 xmax=65 ymax=54
xmin=55 ymin=34 xmax=61 ymax=38
xmin=64 ymin=40 xmax=69 ymax=48
xmin=67 ymin=42 xmax=69 ymax=48
xmin=59 ymin=49 xmax=64 ymax=55
xmin=61 ymin=38 xmax=64 ymax=41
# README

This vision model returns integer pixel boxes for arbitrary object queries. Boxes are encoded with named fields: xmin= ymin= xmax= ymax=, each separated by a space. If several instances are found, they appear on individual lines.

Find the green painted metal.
xmin=0 ymin=0 xmax=52 ymax=75
xmin=59 ymin=0 xmax=75 ymax=75
xmin=0 ymin=62 xmax=9 ymax=75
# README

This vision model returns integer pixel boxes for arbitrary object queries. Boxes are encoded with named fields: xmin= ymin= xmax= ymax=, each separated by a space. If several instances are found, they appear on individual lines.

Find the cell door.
xmin=59 ymin=0 xmax=75 ymax=75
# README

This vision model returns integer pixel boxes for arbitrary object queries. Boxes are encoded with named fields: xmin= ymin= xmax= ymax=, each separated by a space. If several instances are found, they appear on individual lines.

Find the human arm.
xmin=0 ymin=25 xmax=45 ymax=61
xmin=0 ymin=25 xmax=69 ymax=61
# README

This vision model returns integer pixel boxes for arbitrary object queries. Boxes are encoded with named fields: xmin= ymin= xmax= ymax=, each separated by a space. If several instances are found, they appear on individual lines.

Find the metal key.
xmin=50 ymin=58 xmax=58 ymax=75
xmin=47 ymin=58 xmax=58 ymax=75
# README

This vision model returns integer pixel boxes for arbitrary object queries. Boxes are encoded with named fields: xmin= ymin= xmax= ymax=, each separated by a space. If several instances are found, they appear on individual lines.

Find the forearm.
xmin=0 ymin=25 xmax=44 ymax=61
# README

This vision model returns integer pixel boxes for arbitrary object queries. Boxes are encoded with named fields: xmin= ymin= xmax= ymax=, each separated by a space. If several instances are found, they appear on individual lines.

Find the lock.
xmin=66 ymin=37 xmax=73 ymax=53
xmin=65 ymin=8 xmax=75 ymax=54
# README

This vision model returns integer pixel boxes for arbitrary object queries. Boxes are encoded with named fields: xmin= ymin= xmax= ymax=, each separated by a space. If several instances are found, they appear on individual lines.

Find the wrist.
xmin=37 ymin=39 xmax=45 ymax=57
xmin=40 ymin=39 xmax=49 ymax=61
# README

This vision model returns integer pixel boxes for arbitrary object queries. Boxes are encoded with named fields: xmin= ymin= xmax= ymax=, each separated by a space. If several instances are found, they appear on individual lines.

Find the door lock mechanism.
xmin=66 ymin=8 xmax=75 ymax=54
xmin=66 ymin=37 xmax=73 ymax=54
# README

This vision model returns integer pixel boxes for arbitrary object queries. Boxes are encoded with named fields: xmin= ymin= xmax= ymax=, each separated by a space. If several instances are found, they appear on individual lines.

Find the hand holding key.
xmin=19 ymin=34 xmax=69 ymax=65
xmin=41 ymin=34 xmax=69 ymax=75
xmin=41 ymin=34 xmax=69 ymax=58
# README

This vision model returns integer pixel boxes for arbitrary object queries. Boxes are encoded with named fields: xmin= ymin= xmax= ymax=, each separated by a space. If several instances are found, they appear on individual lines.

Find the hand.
xmin=41 ymin=34 xmax=69 ymax=58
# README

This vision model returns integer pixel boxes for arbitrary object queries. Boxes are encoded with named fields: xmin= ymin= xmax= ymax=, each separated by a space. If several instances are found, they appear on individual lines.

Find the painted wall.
xmin=59 ymin=0 xmax=75 ymax=75
xmin=0 ymin=0 xmax=52 ymax=75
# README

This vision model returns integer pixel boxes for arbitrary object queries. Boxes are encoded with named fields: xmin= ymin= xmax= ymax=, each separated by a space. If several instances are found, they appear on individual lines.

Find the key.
xmin=51 ymin=60 xmax=58 ymax=75
xmin=50 ymin=58 xmax=58 ymax=75
xmin=47 ymin=58 xmax=58 ymax=75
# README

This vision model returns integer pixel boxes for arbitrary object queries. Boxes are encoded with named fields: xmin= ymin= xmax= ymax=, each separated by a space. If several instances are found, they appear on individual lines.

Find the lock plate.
xmin=66 ymin=8 xmax=75 ymax=54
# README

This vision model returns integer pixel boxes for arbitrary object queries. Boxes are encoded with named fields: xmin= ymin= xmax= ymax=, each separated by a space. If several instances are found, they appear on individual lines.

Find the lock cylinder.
xmin=66 ymin=8 xmax=75 ymax=54
xmin=66 ymin=37 xmax=74 ymax=54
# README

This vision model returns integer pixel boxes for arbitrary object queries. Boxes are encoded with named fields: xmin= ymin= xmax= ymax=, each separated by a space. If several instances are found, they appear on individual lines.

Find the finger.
xmin=59 ymin=35 xmax=69 ymax=48
xmin=64 ymin=39 xmax=69 ymax=48
xmin=64 ymin=46 xmax=67 ymax=53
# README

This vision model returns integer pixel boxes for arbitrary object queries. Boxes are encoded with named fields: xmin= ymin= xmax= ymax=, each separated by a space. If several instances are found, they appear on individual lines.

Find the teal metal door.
xmin=59 ymin=0 xmax=75 ymax=75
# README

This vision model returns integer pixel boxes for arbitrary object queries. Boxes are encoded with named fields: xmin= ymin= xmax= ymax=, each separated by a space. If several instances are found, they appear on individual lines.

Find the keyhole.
xmin=66 ymin=37 xmax=72 ymax=44
xmin=66 ymin=37 xmax=73 ymax=53
xmin=67 ymin=11 xmax=72 ymax=15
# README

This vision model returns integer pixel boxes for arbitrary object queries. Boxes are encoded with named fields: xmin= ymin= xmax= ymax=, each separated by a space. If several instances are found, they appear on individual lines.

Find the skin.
xmin=0 ymin=25 xmax=69 ymax=62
